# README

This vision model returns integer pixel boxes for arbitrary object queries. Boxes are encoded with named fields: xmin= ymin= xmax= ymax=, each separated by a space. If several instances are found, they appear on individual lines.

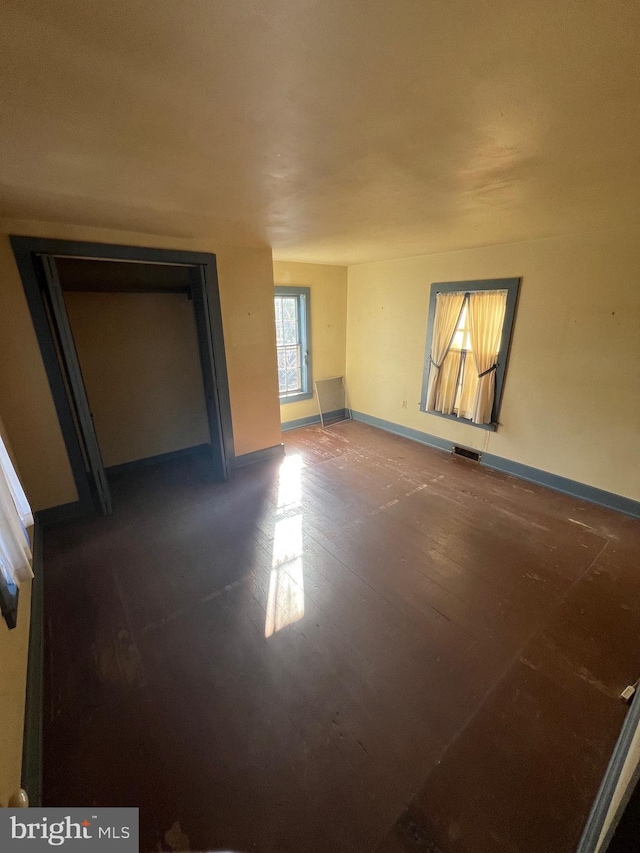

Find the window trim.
xmin=275 ymin=286 xmax=312 ymax=404
xmin=419 ymin=278 xmax=521 ymax=431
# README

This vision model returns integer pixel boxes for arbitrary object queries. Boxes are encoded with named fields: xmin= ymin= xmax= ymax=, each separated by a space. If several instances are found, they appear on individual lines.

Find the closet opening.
xmin=11 ymin=238 xmax=234 ymax=519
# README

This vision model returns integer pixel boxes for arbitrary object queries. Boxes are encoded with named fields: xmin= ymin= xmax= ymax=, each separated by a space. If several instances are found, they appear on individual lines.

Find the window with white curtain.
xmin=420 ymin=278 xmax=520 ymax=429
xmin=0 ymin=434 xmax=33 ymax=627
xmin=274 ymin=286 xmax=312 ymax=403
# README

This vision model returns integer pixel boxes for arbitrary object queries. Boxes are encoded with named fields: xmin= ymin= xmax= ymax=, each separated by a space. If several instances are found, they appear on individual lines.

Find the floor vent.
xmin=453 ymin=445 xmax=481 ymax=462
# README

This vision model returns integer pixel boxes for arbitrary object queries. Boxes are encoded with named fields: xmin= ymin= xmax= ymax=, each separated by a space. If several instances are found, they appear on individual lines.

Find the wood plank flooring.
xmin=42 ymin=421 xmax=640 ymax=852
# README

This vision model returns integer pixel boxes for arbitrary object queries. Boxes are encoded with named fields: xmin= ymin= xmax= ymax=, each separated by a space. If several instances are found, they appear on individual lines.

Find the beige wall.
xmin=273 ymin=261 xmax=348 ymax=423
xmin=0 ymin=414 xmax=31 ymax=807
xmin=346 ymin=229 xmax=640 ymax=500
xmin=0 ymin=220 xmax=282 ymax=511
xmin=0 ymin=237 xmax=76 ymax=512
xmin=64 ymin=292 xmax=210 ymax=468
xmin=0 ymin=586 xmax=31 ymax=807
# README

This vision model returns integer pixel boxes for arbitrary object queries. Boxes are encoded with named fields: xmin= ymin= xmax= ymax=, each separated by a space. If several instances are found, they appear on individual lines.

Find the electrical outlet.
xmin=402 ymin=400 xmax=407 ymax=409
xmin=621 ymin=685 xmax=636 ymax=703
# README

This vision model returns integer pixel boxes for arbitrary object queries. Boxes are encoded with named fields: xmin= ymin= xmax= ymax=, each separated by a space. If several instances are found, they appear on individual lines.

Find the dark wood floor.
xmin=43 ymin=421 xmax=640 ymax=853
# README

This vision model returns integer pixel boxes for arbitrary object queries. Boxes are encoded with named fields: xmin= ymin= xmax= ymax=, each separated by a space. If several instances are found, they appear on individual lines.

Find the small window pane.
xmin=285 ymin=368 xmax=297 ymax=391
xmin=285 ymin=348 xmax=299 ymax=369
xmin=283 ymin=320 xmax=298 ymax=345
xmin=282 ymin=298 xmax=297 ymax=321
xmin=451 ymin=302 xmax=472 ymax=351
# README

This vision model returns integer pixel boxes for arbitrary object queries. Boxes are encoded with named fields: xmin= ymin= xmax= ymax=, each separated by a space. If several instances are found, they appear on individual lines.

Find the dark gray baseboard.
xmin=21 ymin=518 xmax=44 ymax=807
xmin=35 ymin=500 xmax=85 ymax=528
xmin=480 ymin=453 xmax=640 ymax=518
xmin=281 ymin=409 xmax=348 ymax=432
xmin=36 ymin=446 xmax=211 ymax=528
xmin=37 ymin=443 xmax=285 ymax=525
xmin=106 ymin=443 xmax=210 ymax=475
xmin=352 ymin=410 xmax=640 ymax=518
xmin=576 ymin=689 xmax=640 ymax=853
xmin=353 ymin=411 xmax=452 ymax=452
xmin=282 ymin=413 xmax=322 ymax=431
xmin=232 ymin=443 xmax=285 ymax=469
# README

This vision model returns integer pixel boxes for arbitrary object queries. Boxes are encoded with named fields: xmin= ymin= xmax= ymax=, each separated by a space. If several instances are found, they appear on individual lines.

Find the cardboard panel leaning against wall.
xmin=273 ymin=261 xmax=348 ymax=426
xmin=345 ymin=229 xmax=640 ymax=502
xmin=0 ymin=220 xmax=282 ymax=512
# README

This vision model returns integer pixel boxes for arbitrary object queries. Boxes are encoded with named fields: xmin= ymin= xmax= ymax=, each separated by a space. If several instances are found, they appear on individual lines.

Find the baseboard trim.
xmin=352 ymin=411 xmax=640 ymax=518
xmin=21 ymin=518 xmax=44 ymax=807
xmin=106 ymin=443 xmax=210 ymax=475
xmin=352 ymin=411 xmax=453 ymax=452
xmin=576 ymin=688 xmax=640 ymax=853
xmin=282 ymin=414 xmax=322 ymax=431
xmin=36 ymin=446 xmax=212 ymax=527
xmin=35 ymin=500 xmax=86 ymax=528
xmin=480 ymin=453 xmax=640 ymax=518
xmin=232 ymin=443 xmax=285 ymax=469
xmin=281 ymin=409 xmax=348 ymax=432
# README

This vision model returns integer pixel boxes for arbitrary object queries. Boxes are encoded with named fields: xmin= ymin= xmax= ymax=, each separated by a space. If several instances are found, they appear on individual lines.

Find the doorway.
xmin=11 ymin=238 xmax=234 ymax=518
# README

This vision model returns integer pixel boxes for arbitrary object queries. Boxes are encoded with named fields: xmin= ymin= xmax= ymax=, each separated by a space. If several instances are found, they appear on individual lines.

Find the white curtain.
xmin=468 ymin=290 xmax=508 ymax=424
xmin=456 ymin=354 xmax=479 ymax=420
xmin=0 ymin=435 xmax=33 ymax=587
xmin=426 ymin=292 xmax=466 ymax=410
xmin=434 ymin=349 xmax=462 ymax=414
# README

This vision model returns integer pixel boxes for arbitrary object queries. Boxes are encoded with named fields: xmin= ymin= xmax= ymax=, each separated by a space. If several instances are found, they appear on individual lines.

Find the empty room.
xmin=0 ymin=2 xmax=639 ymax=853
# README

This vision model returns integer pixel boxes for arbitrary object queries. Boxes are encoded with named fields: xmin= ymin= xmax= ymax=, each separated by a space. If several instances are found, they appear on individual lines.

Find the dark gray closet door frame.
xmin=40 ymin=254 xmax=112 ymax=515
xmin=188 ymin=264 xmax=229 ymax=482
xmin=10 ymin=237 xmax=234 ymax=517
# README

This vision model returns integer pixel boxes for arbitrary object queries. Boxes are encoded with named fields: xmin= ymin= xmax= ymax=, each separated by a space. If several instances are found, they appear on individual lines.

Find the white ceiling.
xmin=1 ymin=0 xmax=639 ymax=264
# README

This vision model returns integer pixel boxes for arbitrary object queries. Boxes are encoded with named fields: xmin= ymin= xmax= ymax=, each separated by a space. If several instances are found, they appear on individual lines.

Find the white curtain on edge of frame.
xmin=0 ymin=435 xmax=33 ymax=587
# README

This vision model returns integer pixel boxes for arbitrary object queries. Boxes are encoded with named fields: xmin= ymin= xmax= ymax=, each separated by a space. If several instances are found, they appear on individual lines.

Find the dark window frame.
xmin=274 ymin=286 xmax=312 ymax=404
xmin=419 ymin=277 xmax=521 ymax=431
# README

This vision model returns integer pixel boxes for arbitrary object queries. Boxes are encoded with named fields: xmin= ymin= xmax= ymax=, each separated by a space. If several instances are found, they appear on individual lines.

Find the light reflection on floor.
xmin=265 ymin=454 xmax=305 ymax=638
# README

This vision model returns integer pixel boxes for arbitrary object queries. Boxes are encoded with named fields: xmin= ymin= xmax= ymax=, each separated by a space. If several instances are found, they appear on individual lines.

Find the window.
xmin=274 ymin=286 xmax=312 ymax=403
xmin=420 ymin=278 xmax=520 ymax=430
